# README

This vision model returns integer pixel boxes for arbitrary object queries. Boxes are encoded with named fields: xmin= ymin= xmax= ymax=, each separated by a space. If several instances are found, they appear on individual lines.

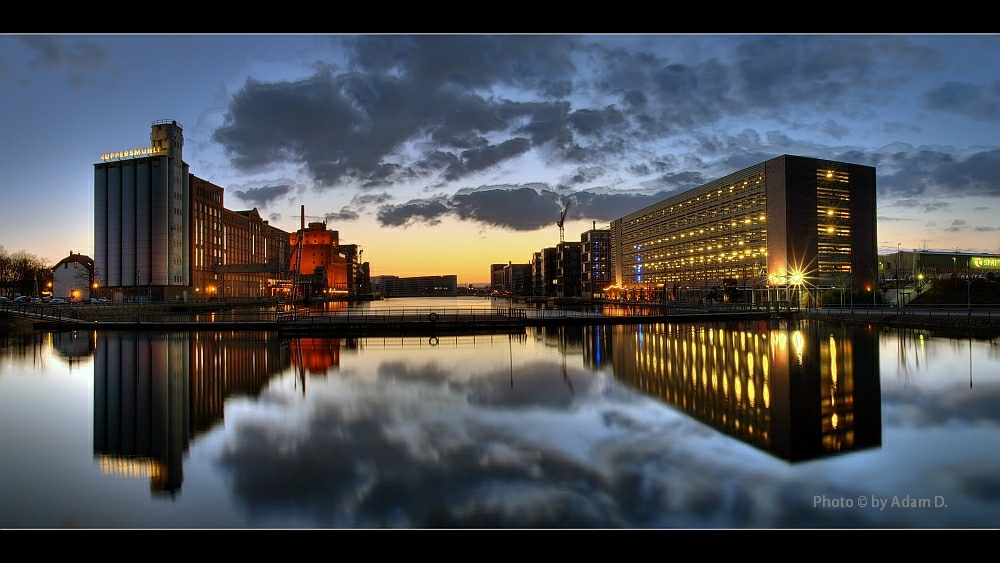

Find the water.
xmin=1 ymin=308 xmax=998 ymax=528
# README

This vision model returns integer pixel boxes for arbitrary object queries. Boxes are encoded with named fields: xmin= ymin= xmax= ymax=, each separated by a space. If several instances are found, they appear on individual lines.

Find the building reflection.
xmin=51 ymin=330 xmax=96 ymax=368
xmin=585 ymin=320 xmax=881 ymax=462
xmin=291 ymin=338 xmax=344 ymax=377
xmin=93 ymin=331 xmax=289 ymax=496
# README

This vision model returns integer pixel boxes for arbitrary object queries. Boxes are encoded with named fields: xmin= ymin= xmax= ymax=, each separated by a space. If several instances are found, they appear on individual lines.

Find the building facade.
xmin=52 ymin=252 xmax=94 ymax=299
xmin=556 ymin=241 xmax=582 ymax=299
xmin=610 ymin=155 xmax=876 ymax=303
xmin=95 ymin=120 xmax=190 ymax=300
xmin=581 ymin=227 xmax=611 ymax=299
xmin=96 ymin=121 xmax=290 ymax=301
xmin=371 ymin=275 xmax=458 ymax=297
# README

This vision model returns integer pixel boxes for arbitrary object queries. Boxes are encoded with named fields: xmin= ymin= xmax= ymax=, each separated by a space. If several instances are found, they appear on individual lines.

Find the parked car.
xmin=50 ymin=297 xmax=68 ymax=304
xmin=14 ymin=296 xmax=31 ymax=303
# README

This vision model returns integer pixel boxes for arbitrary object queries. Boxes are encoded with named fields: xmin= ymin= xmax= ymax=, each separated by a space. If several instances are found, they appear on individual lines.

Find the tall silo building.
xmin=94 ymin=120 xmax=190 ymax=301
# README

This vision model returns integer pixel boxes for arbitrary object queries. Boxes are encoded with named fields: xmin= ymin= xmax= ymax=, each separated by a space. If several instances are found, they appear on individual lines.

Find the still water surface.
xmin=2 ymin=306 xmax=998 ymax=528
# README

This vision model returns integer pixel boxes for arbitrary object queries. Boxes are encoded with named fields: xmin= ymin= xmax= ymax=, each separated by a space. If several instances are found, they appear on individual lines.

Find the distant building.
xmin=581 ymin=226 xmax=611 ymax=299
xmin=556 ymin=241 xmax=582 ymax=298
xmin=490 ymin=264 xmax=506 ymax=293
xmin=883 ymin=250 xmax=1000 ymax=279
xmin=539 ymin=247 xmax=559 ymax=297
xmin=372 ymin=275 xmax=458 ymax=296
xmin=289 ymin=222 xmax=354 ymax=299
xmin=52 ymin=252 xmax=94 ymax=299
xmin=503 ymin=262 xmax=533 ymax=296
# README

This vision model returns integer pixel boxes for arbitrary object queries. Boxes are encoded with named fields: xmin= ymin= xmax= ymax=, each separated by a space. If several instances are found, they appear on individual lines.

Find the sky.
xmin=1 ymin=35 xmax=999 ymax=283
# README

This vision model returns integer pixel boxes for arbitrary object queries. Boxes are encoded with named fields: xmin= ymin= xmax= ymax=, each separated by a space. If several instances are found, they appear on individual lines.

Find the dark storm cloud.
xmin=376 ymin=198 xmax=451 ymax=227
xmin=878 ymin=149 xmax=1000 ymax=198
xmin=923 ymin=81 xmax=1000 ymax=121
xmin=568 ymin=190 xmax=677 ymax=222
xmin=564 ymin=166 xmax=605 ymax=185
xmin=447 ymin=138 xmax=532 ymax=179
xmin=211 ymin=35 xmax=974 ymax=195
xmin=351 ymin=192 xmax=393 ymax=209
xmin=213 ymin=37 xmax=587 ymax=187
xmin=269 ymin=213 xmax=282 ymax=222
xmin=375 ymin=185 xmax=676 ymax=230
xmin=659 ymin=171 xmax=707 ymax=189
xmin=733 ymin=36 xmax=937 ymax=112
xmin=325 ymin=207 xmax=359 ymax=222
xmin=232 ymin=184 xmax=291 ymax=207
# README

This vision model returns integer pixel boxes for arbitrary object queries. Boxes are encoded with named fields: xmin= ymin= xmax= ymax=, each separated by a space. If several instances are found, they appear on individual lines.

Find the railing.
xmin=812 ymin=304 xmax=999 ymax=317
xmin=1 ymin=300 xmax=794 ymax=325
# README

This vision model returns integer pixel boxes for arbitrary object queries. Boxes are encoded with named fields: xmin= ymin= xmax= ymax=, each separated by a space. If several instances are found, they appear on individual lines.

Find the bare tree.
xmin=0 ymin=245 xmax=11 ymax=298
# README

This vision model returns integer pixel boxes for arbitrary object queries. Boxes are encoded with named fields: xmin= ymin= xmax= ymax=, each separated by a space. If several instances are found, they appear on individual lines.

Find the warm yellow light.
xmin=827 ymin=171 xmax=833 ymax=178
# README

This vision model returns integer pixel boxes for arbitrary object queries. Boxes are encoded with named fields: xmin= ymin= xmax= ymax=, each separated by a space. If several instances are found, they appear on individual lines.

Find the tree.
xmin=2 ymin=247 xmax=50 ymax=297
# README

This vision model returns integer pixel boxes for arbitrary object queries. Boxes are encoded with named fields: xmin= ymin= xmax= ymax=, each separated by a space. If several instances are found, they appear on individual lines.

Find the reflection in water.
xmin=585 ymin=321 xmax=882 ymax=461
xmin=93 ymin=332 xmax=290 ymax=495
xmin=61 ymin=320 xmax=995 ymax=526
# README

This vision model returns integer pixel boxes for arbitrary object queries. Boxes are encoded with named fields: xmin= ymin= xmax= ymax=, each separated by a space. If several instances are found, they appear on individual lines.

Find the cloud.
xmin=945 ymin=219 xmax=967 ymax=232
xmin=232 ymin=184 xmax=291 ymax=207
xmin=211 ymin=36 xmax=949 ymax=193
xmin=269 ymin=213 xmax=282 ymax=222
xmin=17 ymin=36 xmax=109 ymax=72
xmin=923 ymin=81 xmax=1000 ymax=121
xmin=819 ymin=119 xmax=849 ymax=140
xmin=375 ymin=185 xmax=677 ymax=230
xmin=733 ymin=36 xmax=938 ymax=114
xmin=376 ymin=198 xmax=451 ymax=227
xmin=324 ymin=207 xmax=359 ymax=222
xmin=563 ymin=166 xmax=605 ymax=186
xmin=351 ymin=192 xmax=394 ymax=208
xmin=890 ymin=199 xmax=952 ymax=213
xmin=877 ymin=148 xmax=1000 ymax=198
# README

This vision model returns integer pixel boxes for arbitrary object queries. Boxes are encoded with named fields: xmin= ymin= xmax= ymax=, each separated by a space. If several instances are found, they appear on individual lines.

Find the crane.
xmin=558 ymin=200 xmax=571 ymax=243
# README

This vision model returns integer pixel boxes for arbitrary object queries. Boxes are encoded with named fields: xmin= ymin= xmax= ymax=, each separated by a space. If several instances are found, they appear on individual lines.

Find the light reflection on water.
xmin=1 ymin=320 xmax=998 ymax=528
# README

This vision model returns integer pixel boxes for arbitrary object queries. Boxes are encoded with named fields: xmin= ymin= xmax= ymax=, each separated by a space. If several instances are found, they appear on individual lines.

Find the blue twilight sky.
xmin=1 ymin=35 xmax=998 ymax=282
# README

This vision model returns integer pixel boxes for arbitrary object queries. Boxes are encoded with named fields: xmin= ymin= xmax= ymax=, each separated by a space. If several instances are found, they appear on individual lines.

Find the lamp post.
xmin=896 ymin=242 xmax=903 ymax=310
xmin=967 ymin=258 xmax=972 ymax=318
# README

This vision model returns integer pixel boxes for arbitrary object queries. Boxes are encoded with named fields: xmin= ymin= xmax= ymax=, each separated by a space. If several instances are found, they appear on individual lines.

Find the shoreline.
xmin=796 ymin=310 xmax=1000 ymax=338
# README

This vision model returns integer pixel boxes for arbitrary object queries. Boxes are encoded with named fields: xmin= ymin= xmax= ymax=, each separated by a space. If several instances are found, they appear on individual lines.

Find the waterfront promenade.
xmin=2 ymin=301 xmax=787 ymax=336
xmin=4 ymin=301 xmax=999 ymax=336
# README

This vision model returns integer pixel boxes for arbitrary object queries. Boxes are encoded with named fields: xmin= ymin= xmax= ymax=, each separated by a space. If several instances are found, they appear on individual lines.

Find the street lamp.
xmin=896 ymin=242 xmax=903 ymax=309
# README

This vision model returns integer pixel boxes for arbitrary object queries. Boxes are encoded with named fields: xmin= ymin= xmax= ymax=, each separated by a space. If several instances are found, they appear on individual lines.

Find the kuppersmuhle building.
xmin=610 ymin=155 xmax=877 ymax=302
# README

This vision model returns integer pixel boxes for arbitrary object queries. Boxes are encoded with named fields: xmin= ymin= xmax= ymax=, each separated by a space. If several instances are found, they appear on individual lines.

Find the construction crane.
xmin=558 ymin=200 xmax=571 ymax=243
